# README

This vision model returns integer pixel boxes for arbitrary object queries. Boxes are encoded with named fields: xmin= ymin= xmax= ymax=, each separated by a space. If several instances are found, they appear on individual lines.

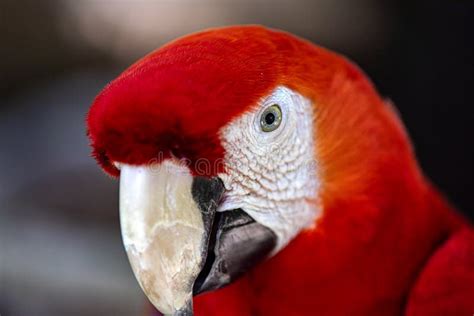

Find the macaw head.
xmin=87 ymin=26 xmax=412 ymax=315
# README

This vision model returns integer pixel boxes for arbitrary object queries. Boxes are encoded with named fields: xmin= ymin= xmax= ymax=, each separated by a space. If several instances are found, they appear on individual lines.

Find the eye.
xmin=260 ymin=104 xmax=282 ymax=132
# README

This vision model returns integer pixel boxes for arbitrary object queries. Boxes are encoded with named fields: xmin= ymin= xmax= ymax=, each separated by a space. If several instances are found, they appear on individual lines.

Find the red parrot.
xmin=87 ymin=26 xmax=474 ymax=316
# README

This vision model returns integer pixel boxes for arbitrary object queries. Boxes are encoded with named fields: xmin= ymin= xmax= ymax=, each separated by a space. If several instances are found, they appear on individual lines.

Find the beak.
xmin=119 ymin=160 xmax=276 ymax=316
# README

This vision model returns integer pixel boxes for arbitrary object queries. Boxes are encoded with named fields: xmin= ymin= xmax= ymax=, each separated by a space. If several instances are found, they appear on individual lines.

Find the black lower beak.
xmin=192 ymin=209 xmax=277 ymax=295
xmin=191 ymin=176 xmax=277 ymax=296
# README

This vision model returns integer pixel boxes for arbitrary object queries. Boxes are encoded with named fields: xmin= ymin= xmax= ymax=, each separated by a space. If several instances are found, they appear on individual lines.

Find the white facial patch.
xmin=218 ymin=86 xmax=321 ymax=252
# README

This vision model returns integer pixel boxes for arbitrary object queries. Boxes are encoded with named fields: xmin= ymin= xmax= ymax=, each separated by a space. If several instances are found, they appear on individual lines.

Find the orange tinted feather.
xmin=192 ymin=26 xmax=470 ymax=316
xmin=86 ymin=25 xmax=471 ymax=315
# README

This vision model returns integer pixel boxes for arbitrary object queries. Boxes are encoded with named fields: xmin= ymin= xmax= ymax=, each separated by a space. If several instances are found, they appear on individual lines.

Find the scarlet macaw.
xmin=87 ymin=26 xmax=473 ymax=316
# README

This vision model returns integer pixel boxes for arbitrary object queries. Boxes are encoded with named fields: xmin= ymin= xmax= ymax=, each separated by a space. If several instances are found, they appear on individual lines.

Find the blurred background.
xmin=0 ymin=0 xmax=473 ymax=315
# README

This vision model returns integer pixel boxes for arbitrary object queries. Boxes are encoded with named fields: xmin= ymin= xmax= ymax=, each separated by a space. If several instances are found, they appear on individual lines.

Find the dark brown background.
xmin=1 ymin=1 xmax=473 ymax=315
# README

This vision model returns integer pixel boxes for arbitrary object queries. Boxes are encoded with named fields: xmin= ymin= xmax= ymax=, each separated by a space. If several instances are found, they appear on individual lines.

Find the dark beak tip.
xmin=173 ymin=300 xmax=194 ymax=316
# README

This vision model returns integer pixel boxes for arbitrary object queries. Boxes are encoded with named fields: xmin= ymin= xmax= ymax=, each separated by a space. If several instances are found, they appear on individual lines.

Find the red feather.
xmin=87 ymin=26 xmax=282 ymax=176
xmin=87 ymin=25 xmax=473 ymax=315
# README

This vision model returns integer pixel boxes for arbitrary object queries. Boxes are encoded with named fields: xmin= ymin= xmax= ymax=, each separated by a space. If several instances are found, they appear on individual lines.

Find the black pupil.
xmin=265 ymin=112 xmax=276 ymax=125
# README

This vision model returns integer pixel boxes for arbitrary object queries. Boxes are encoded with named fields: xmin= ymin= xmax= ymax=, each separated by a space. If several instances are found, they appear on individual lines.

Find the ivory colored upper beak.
xmin=118 ymin=160 xmax=276 ymax=315
xmin=119 ymin=160 xmax=212 ymax=315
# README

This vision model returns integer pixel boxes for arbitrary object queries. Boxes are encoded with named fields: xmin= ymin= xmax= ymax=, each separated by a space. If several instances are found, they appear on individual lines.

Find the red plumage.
xmin=87 ymin=27 xmax=281 ymax=176
xmin=87 ymin=26 xmax=473 ymax=315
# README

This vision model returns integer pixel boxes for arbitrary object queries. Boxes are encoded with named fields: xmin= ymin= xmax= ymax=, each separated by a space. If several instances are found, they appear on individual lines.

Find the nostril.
xmin=171 ymin=142 xmax=181 ymax=151
xmin=168 ymin=145 xmax=189 ymax=161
